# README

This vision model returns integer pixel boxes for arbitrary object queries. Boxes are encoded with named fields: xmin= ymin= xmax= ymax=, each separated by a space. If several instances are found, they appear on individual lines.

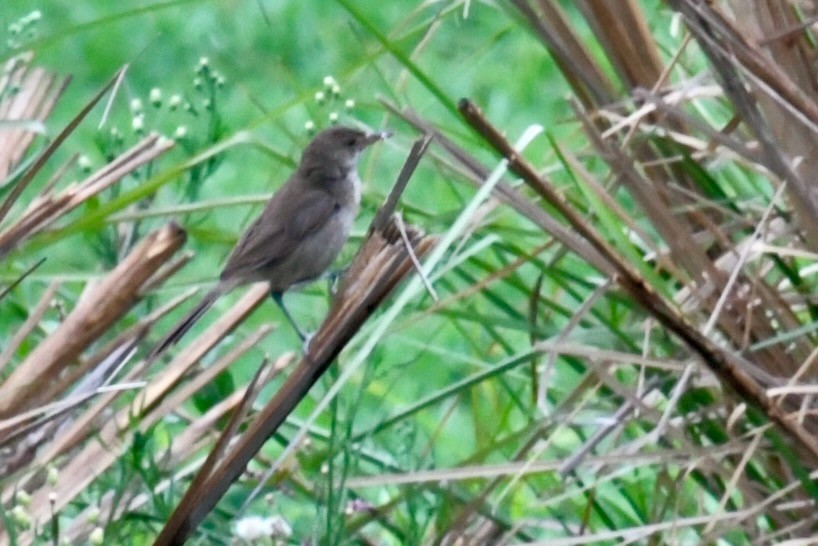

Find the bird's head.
xmin=301 ymin=126 xmax=390 ymax=171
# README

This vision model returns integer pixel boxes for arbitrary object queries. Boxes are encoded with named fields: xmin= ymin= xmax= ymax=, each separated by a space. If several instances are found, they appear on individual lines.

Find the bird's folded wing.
xmin=220 ymin=188 xmax=338 ymax=279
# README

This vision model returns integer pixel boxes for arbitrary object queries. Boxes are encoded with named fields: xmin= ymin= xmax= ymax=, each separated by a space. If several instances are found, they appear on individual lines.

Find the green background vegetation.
xmin=4 ymin=1 xmax=800 ymax=545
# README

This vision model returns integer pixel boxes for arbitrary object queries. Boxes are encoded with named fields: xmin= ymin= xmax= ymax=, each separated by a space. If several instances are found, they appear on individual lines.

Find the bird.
xmin=149 ymin=125 xmax=389 ymax=358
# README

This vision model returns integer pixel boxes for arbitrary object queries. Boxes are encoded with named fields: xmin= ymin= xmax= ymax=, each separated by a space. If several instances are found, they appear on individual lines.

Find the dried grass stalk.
xmin=459 ymin=97 xmax=818 ymax=465
xmin=0 ymin=133 xmax=174 ymax=257
xmin=0 ymin=53 xmax=67 ymax=178
xmin=0 ymin=223 xmax=186 ymax=424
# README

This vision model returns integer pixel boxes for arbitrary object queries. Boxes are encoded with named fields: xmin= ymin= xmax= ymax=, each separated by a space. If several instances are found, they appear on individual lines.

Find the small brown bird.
xmin=149 ymin=126 xmax=389 ymax=358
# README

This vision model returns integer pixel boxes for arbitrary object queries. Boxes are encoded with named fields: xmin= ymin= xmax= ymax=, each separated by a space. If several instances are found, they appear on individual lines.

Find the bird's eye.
xmin=345 ymin=137 xmax=357 ymax=147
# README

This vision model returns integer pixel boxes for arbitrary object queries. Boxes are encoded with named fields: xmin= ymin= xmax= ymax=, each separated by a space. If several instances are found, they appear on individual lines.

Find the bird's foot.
xmin=327 ymin=268 xmax=348 ymax=295
xmin=301 ymin=331 xmax=315 ymax=354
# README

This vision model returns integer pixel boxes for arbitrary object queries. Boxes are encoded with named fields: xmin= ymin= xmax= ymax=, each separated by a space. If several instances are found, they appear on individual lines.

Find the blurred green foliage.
xmin=0 ymin=0 xmax=579 ymax=353
xmin=0 ymin=1 xmax=688 ymax=542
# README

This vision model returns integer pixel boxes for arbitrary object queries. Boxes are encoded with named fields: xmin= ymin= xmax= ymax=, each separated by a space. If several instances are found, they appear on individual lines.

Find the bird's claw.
xmin=328 ymin=268 xmax=348 ymax=295
xmin=301 ymin=331 xmax=315 ymax=354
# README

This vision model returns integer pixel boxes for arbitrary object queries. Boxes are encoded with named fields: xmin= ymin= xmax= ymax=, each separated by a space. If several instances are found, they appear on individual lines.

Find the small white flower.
xmin=174 ymin=126 xmax=187 ymax=139
xmin=131 ymin=115 xmax=145 ymax=133
xmin=330 ymin=83 xmax=341 ymax=96
xmin=89 ymin=527 xmax=104 ymax=545
xmin=27 ymin=10 xmax=42 ymax=22
xmin=234 ymin=515 xmax=291 ymax=540
xmin=130 ymin=98 xmax=143 ymax=113
xmin=234 ymin=516 xmax=266 ymax=539
xmin=193 ymin=77 xmax=202 ymax=90
xmin=314 ymin=91 xmax=326 ymax=104
xmin=149 ymin=87 xmax=162 ymax=106
xmin=168 ymin=94 xmax=182 ymax=110
xmin=304 ymin=120 xmax=315 ymax=133
xmin=328 ymin=112 xmax=339 ymax=124
xmin=199 ymin=56 xmax=209 ymax=68
xmin=344 ymin=98 xmax=355 ymax=110
xmin=323 ymin=75 xmax=336 ymax=88
xmin=77 ymin=154 xmax=92 ymax=172
xmin=48 ymin=492 xmax=57 ymax=503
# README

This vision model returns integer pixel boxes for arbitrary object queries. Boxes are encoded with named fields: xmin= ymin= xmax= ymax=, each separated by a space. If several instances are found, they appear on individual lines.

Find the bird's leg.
xmin=270 ymin=291 xmax=310 ymax=347
xmin=327 ymin=267 xmax=348 ymax=296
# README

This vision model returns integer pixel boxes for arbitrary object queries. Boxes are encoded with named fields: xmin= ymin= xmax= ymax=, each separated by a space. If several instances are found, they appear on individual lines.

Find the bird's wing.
xmin=220 ymin=188 xmax=338 ymax=280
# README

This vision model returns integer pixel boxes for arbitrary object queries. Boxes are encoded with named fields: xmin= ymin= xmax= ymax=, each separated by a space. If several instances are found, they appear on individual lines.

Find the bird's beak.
xmin=364 ymin=130 xmax=392 ymax=146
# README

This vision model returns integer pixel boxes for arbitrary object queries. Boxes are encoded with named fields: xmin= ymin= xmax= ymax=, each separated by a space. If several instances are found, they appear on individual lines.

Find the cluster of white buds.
xmin=107 ymin=55 xmax=226 ymax=148
xmin=234 ymin=515 xmax=292 ymax=541
xmin=305 ymin=75 xmax=360 ymax=133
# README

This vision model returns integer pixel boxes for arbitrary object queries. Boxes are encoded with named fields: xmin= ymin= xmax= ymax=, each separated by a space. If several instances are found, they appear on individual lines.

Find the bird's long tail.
xmin=148 ymin=286 xmax=224 ymax=359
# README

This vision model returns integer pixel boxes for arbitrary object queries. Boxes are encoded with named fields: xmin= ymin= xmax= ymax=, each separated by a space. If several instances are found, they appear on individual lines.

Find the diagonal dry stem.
xmin=154 ymin=137 xmax=437 ymax=545
xmin=0 ymin=53 xmax=67 ymax=180
xmin=0 ymin=223 xmax=186 ymax=426
xmin=458 ymin=97 xmax=818 ymax=466
xmin=0 ymin=133 xmax=174 ymax=257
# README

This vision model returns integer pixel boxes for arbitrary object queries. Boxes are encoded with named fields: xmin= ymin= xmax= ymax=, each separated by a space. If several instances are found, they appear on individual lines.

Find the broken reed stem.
xmin=155 ymin=137 xmax=436 ymax=545
xmin=0 ymin=133 xmax=174 ymax=258
xmin=0 ymin=67 xmax=125 ymax=225
xmin=0 ymin=223 xmax=186 ymax=428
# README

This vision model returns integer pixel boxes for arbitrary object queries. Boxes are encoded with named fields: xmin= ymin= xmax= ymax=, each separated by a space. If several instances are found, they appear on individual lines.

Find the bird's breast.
xmin=267 ymin=198 xmax=357 ymax=291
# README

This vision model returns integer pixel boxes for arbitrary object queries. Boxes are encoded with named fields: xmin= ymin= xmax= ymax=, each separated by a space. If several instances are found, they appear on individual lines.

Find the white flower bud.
xmin=89 ymin=527 xmax=104 ymax=545
xmin=168 ymin=94 xmax=182 ymax=110
xmin=131 ymin=115 xmax=145 ymax=134
xmin=149 ymin=87 xmax=162 ymax=107
xmin=78 ymin=155 xmax=92 ymax=172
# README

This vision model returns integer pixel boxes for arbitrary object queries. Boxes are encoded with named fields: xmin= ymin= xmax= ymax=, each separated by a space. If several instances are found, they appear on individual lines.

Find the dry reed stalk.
xmin=0 ymin=53 xmax=67 ymax=179
xmin=155 ymin=137 xmax=436 ymax=544
xmin=0 ymin=223 xmax=186 ymax=425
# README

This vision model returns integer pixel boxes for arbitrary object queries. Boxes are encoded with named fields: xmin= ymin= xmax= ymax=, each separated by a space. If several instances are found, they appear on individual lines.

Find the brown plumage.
xmin=149 ymin=126 xmax=389 ymax=358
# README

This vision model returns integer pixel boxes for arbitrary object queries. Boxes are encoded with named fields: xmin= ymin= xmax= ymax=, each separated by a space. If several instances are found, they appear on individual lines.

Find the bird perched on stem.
xmin=149 ymin=125 xmax=390 ymax=358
